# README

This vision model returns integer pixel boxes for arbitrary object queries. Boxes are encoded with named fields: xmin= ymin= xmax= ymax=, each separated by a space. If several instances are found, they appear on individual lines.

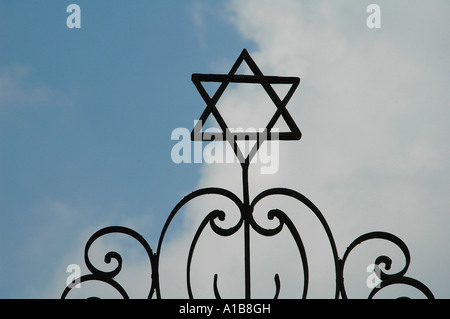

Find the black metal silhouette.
xmin=191 ymin=49 xmax=301 ymax=164
xmin=61 ymin=49 xmax=434 ymax=299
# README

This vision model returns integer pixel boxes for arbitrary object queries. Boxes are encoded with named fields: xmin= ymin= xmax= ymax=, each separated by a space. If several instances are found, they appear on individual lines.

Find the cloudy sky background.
xmin=0 ymin=0 xmax=448 ymax=298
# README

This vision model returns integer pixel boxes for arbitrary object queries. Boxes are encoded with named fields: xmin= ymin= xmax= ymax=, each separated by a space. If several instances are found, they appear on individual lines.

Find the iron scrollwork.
xmin=61 ymin=49 xmax=433 ymax=299
xmin=61 ymin=226 xmax=157 ymax=299
xmin=340 ymin=231 xmax=434 ymax=299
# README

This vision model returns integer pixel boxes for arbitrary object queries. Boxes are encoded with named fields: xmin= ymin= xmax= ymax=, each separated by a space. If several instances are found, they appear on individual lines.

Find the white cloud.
xmin=171 ymin=0 xmax=449 ymax=298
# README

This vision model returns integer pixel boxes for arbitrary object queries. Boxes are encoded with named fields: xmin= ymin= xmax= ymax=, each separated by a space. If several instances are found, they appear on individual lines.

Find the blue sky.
xmin=1 ymin=1 xmax=449 ymax=298
xmin=0 ymin=0 xmax=253 ymax=298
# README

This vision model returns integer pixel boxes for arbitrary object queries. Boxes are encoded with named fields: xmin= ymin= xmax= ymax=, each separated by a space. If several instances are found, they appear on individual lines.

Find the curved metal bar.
xmin=210 ymin=273 xmax=282 ymax=300
xmin=157 ymin=188 xmax=244 ymax=254
xmin=250 ymin=187 xmax=342 ymax=298
xmin=368 ymin=276 xmax=434 ymax=299
xmin=340 ymin=231 xmax=412 ymax=299
xmin=249 ymin=208 xmax=309 ymax=298
xmin=156 ymin=187 xmax=244 ymax=298
xmin=213 ymin=274 xmax=222 ymax=299
xmin=273 ymin=274 xmax=281 ymax=299
xmin=209 ymin=209 xmax=245 ymax=237
xmin=186 ymin=212 xmax=212 ymax=299
xmin=82 ymin=226 xmax=157 ymax=299
xmin=186 ymin=209 xmax=244 ymax=298
xmin=248 ymin=208 xmax=284 ymax=236
xmin=341 ymin=231 xmax=411 ymax=277
xmin=61 ymin=273 xmax=129 ymax=299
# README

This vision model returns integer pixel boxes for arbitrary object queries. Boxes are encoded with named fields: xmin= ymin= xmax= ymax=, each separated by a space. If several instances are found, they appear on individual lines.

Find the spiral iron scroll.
xmin=61 ymin=185 xmax=433 ymax=299
xmin=61 ymin=226 xmax=157 ymax=299
xmin=340 ymin=231 xmax=434 ymax=299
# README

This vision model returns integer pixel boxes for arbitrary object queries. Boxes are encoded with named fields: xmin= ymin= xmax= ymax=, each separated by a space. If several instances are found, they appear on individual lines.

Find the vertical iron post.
xmin=242 ymin=160 xmax=251 ymax=299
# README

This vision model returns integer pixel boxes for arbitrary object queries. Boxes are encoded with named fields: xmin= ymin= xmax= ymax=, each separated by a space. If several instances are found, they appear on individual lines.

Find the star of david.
xmin=191 ymin=49 xmax=301 ymax=163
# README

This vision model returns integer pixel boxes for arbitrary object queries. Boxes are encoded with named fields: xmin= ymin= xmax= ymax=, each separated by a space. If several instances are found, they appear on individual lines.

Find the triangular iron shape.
xmin=191 ymin=49 xmax=302 ymax=164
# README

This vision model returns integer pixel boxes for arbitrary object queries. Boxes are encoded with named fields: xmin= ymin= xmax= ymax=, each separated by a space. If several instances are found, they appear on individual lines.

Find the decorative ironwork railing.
xmin=61 ymin=49 xmax=433 ymax=299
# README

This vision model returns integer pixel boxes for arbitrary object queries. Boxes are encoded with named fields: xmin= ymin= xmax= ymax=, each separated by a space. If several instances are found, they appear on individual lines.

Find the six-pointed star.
xmin=191 ymin=49 xmax=301 ymax=163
